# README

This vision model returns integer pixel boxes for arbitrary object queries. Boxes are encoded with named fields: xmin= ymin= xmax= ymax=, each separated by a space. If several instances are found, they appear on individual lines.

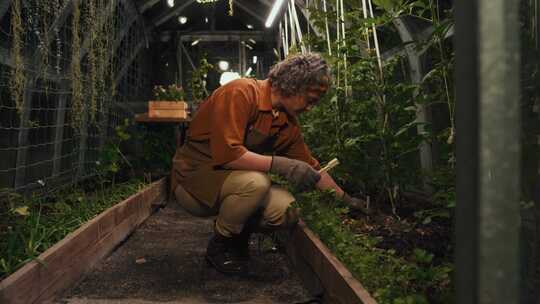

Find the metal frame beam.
xmin=179 ymin=31 xmax=266 ymax=42
xmin=138 ymin=0 xmax=160 ymax=13
xmin=114 ymin=29 xmax=151 ymax=84
xmin=455 ymin=0 xmax=521 ymax=303
xmin=393 ymin=17 xmax=433 ymax=183
xmin=153 ymin=0 xmax=196 ymax=27
xmin=234 ymin=0 xmax=266 ymax=24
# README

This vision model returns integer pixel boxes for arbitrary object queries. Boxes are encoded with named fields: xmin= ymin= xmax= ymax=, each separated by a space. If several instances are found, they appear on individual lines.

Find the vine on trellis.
xmin=70 ymin=1 xmax=84 ymax=131
xmin=9 ymin=0 xmax=25 ymax=114
xmin=85 ymin=0 xmax=98 ymax=122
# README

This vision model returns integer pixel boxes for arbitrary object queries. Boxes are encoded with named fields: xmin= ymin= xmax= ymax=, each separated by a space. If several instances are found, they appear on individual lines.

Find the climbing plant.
xmin=85 ymin=0 xmax=98 ymax=122
xmin=300 ymin=0 xmax=455 ymax=207
xmin=9 ymin=0 xmax=25 ymax=114
xmin=70 ymin=0 xmax=84 ymax=131
xmin=188 ymin=57 xmax=214 ymax=106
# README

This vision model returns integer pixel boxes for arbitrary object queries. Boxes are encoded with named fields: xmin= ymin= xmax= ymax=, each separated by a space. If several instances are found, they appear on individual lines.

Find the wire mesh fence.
xmin=0 ymin=0 xmax=151 ymax=194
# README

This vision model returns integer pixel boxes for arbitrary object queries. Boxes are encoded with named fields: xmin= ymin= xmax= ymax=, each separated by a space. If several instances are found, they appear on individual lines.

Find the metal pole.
xmin=478 ymin=0 xmax=521 ymax=302
xmin=455 ymin=0 xmax=521 ymax=303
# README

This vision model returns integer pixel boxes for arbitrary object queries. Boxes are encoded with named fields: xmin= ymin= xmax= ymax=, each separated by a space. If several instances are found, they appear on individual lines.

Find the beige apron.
xmin=171 ymin=126 xmax=275 ymax=207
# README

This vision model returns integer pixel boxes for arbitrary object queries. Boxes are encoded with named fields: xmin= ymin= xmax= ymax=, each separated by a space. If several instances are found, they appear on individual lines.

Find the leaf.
xmin=372 ymin=0 xmax=402 ymax=12
xmin=421 ymin=68 xmax=439 ymax=83
xmin=12 ymin=206 xmax=30 ymax=216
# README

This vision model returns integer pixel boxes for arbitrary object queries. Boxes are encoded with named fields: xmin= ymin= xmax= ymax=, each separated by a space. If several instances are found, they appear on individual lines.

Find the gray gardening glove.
xmin=270 ymin=156 xmax=321 ymax=191
xmin=342 ymin=193 xmax=372 ymax=214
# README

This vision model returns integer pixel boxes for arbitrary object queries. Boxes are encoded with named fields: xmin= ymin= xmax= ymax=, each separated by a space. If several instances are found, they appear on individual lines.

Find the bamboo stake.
xmin=288 ymin=1 xmax=296 ymax=48
xmin=283 ymin=18 xmax=289 ymax=56
xmin=322 ymin=0 xmax=332 ymax=55
xmin=290 ymin=0 xmax=306 ymax=53
xmin=367 ymin=0 xmax=383 ymax=78
xmin=361 ymin=0 xmax=371 ymax=49
xmin=319 ymin=158 xmax=340 ymax=174
xmin=340 ymin=0 xmax=349 ymax=96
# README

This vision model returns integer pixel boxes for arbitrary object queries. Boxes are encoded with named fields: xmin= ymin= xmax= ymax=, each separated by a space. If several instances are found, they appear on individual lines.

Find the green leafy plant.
xmin=0 ymin=180 xmax=146 ymax=279
xmin=188 ymin=57 xmax=214 ymax=105
xmin=294 ymin=190 xmax=453 ymax=303
xmin=153 ymin=84 xmax=186 ymax=101
xmin=95 ymin=118 xmax=135 ymax=189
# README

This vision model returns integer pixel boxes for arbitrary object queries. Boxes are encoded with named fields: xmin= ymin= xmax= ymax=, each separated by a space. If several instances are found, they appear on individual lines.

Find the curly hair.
xmin=268 ymin=53 xmax=331 ymax=97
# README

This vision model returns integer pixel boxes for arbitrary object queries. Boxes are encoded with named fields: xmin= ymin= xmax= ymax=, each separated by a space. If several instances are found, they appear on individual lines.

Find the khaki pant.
xmin=174 ymin=171 xmax=299 ymax=237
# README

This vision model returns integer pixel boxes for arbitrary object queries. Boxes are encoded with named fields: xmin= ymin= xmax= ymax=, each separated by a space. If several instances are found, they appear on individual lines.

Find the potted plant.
xmin=149 ymin=84 xmax=189 ymax=119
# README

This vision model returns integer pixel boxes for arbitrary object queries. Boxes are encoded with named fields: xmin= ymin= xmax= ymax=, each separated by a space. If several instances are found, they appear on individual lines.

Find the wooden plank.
xmin=134 ymin=112 xmax=191 ymax=123
xmin=289 ymin=220 xmax=377 ymax=304
xmin=0 ymin=178 xmax=167 ymax=304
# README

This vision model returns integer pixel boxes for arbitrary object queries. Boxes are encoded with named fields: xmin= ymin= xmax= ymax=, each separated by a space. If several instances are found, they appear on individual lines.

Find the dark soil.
xmin=58 ymin=202 xmax=313 ymax=304
xmin=348 ymin=196 xmax=453 ymax=264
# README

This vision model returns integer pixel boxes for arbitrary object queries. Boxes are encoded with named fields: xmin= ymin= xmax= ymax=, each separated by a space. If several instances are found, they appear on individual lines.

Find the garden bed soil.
xmin=349 ymin=198 xmax=452 ymax=263
xmin=58 ymin=202 xmax=313 ymax=304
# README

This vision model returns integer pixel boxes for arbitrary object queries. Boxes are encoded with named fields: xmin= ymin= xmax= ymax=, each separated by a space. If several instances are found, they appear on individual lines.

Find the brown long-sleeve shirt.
xmin=171 ymin=78 xmax=319 ymax=206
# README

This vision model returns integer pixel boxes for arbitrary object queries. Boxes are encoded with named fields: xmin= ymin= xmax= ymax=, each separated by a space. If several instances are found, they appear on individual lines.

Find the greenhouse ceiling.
xmin=137 ymin=0 xmax=277 ymax=33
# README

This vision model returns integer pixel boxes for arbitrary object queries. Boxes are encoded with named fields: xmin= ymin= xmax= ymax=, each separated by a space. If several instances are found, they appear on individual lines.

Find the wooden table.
xmin=134 ymin=113 xmax=191 ymax=147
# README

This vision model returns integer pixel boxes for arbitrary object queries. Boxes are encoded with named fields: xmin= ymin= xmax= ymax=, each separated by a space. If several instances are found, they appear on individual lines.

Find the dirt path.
xmin=57 ymin=203 xmax=313 ymax=304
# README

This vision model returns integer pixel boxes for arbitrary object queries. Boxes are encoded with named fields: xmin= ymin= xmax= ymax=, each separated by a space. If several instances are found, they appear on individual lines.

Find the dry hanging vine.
xmin=9 ymin=0 xmax=25 ymax=114
xmin=84 ymin=0 xmax=98 ymax=122
xmin=228 ymin=0 xmax=234 ymax=16
xmin=70 ymin=1 xmax=83 ymax=131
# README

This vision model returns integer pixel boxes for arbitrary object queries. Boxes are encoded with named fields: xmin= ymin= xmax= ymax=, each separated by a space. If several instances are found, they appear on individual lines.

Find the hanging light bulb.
xmin=191 ymin=39 xmax=200 ymax=46
xmin=167 ymin=0 xmax=175 ymax=7
xmin=178 ymin=16 xmax=188 ymax=24
xmin=252 ymin=56 xmax=257 ymax=64
xmin=218 ymin=60 xmax=230 ymax=71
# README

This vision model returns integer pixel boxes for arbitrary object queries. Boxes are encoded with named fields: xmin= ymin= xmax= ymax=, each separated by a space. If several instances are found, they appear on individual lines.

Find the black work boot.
xmin=233 ymin=227 xmax=252 ymax=261
xmin=205 ymin=232 xmax=248 ymax=275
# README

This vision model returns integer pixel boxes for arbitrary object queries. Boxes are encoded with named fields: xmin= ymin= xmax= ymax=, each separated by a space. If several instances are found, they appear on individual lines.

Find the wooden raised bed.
xmin=287 ymin=220 xmax=378 ymax=304
xmin=0 ymin=177 xmax=376 ymax=304
xmin=0 ymin=178 xmax=167 ymax=304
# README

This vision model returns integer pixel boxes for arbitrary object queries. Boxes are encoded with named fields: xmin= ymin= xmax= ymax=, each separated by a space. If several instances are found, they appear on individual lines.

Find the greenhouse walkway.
xmin=57 ymin=203 xmax=312 ymax=304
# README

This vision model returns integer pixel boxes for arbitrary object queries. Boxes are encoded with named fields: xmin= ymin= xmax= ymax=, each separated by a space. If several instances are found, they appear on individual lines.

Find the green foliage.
xmin=302 ymin=57 xmax=423 ymax=198
xmin=153 ymin=84 xmax=186 ymax=101
xmin=95 ymin=118 xmax=134 ymax=185
xmin=302 ymin=0 xmax=455 ymax=204
xmin=294 ymin=191 xmax=453 ymax=303
xmin=0 ymin=180 xmax=146 ymax=279
xmin=188 ymin=57 xmax=214 ymax=105
xmin=296 ymin=0 xmax=455 ymax=301
xmin=138 ymin=126 xmax=176 ymax=171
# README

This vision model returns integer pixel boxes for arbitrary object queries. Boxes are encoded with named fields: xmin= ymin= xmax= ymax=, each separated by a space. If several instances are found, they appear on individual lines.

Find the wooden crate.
xmin=148 ymin=101 xmax=189 ymax=119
